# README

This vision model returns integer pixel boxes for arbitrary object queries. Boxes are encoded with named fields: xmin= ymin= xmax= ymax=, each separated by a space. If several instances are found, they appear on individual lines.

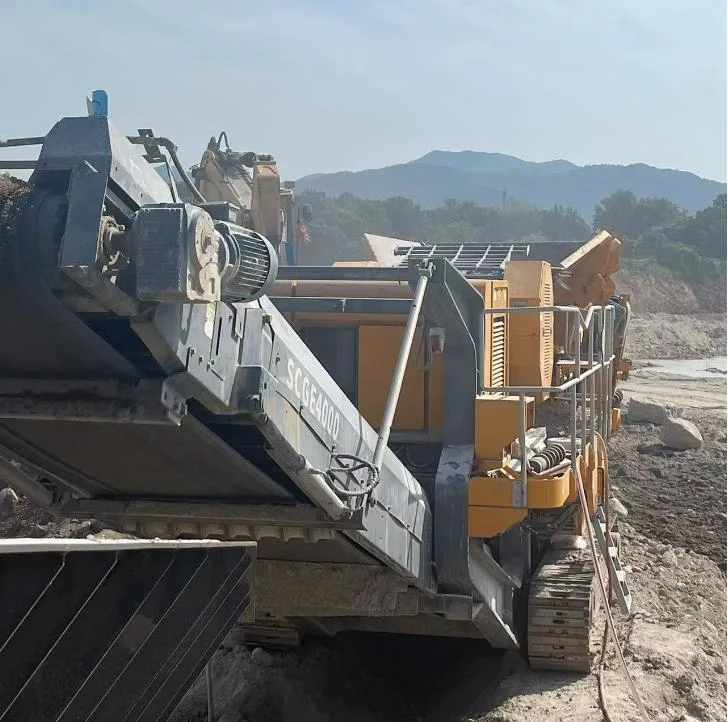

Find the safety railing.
xmin=480 ymin=304 xmax=616 ymax=508
xmin=0 ymin=136 xmax=46 ymax=170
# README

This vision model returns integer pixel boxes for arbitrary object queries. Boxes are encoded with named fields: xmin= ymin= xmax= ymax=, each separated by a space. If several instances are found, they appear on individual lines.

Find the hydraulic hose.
xmin=162 ymin=139 xmax=207 ymax=204
xmin=126 ymin=134 xmax=207 ymax=204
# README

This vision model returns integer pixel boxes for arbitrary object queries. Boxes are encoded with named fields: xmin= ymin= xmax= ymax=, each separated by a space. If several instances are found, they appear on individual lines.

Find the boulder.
xmin=609 ymin=497 xmax=628 ymax=518
xmin=660 ymin=418 xmax=703 ymax=451
xmin=627 ymin=396 xmax=669 ymax=424
xmin=550 ymin=532 xmax=586 ymax=550
xmin=250 ymin=647 xmax=273 ymax=665
xmin=0 ymin=487 xmax=18 ymax=517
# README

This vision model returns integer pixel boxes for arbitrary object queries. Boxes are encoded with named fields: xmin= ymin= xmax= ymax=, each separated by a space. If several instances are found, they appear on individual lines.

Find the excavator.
xmin=0 ymin=96 xmax=632 ymax=721
xmin=184 ymin=130 xmax=312 ymax=267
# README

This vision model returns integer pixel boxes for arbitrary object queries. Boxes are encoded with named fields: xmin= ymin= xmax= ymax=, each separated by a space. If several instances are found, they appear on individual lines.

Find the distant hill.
xmin=297 ymin=151 xmax=725 ymax=219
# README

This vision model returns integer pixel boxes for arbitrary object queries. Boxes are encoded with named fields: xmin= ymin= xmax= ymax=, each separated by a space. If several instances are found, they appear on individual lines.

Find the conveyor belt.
xmin=0 ymin=115 xmax=527 ymax=654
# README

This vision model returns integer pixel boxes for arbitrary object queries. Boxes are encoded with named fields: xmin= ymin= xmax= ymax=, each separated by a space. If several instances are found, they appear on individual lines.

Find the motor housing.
xmin=132 ymin=204 xmax=278 ymax=303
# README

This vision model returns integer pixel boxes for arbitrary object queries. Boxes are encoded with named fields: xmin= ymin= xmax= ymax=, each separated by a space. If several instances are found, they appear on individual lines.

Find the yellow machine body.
xmin=194 ymin=142 xmax=285 ymax=247
xmin=502 ymin=260 xmax=554 ymax=401
xmin=274 ymin=277 xmax=509 ymax=441
xmin=468 ymin=439 xmax=606 ymax=538
xmin=272 ymin=231 xmax=623 ymax=546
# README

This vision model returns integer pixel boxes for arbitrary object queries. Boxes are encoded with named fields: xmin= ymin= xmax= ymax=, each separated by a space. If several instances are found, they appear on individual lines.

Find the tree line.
xmin=296 ymin=192 xmax=591 ymax=264
xmin=594 ymin=190 xmax=726 ymax=284
xmin=296 ymin=189 xmax=726 ymax=286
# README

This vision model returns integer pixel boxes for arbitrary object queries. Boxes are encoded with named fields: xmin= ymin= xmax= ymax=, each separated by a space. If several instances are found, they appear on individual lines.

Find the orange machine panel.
xmin=357 ymin=325 xmax=426 ymax=431
xmin=503 ymin=261 xmax=554 ymax=397
xmin=474 ymin=395 xmax=535 ymax=460
xmin=556 ymin=231 xmax=622 ymax=308
xmin=470 ymin=280 xmax=509 ymax=389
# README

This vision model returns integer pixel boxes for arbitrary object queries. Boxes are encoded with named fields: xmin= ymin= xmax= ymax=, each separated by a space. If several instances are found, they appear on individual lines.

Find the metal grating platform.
xmin=393 ymin=242 xmax=531 ymax=278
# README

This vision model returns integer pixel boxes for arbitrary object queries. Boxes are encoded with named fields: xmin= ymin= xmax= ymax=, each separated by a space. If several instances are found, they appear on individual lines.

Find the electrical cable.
xmin=216 ymin=131 xmax=231 ymax=152
xmin=162 ymin=156 xmax=179 ymax=203
xmin=164 ymin=141 xmax=207 ymax=204
xmin=574 ymin=464 xmax=650 ymax=721
xmin=596 ymin=432 xmax=616 ymax=722
xmin=598 ymin=619 xmax=614 ymax=722
xmin=127 ymin=133 xmax=206 ymax=203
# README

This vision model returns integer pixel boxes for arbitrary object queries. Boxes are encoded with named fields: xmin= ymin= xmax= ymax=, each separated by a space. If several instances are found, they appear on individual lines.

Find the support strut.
xmin=372 ymin=264 xmax=431 ymax=471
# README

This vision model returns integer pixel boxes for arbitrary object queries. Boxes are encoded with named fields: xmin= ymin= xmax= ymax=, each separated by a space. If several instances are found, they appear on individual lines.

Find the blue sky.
xmin=2 ymin=0 xmax=725 ymax=181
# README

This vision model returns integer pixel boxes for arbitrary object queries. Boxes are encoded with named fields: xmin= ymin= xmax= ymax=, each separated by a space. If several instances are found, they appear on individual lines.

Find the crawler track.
xmin=527 ymin=547 xmax=597 ymax=673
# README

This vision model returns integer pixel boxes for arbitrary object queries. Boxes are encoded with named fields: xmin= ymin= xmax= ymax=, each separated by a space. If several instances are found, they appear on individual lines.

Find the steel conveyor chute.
xmin=0 ymin=538 xmax=256 ymax=722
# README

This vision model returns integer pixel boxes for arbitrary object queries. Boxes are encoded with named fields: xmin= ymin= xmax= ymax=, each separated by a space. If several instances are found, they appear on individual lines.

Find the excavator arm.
xmin=191 ymin=133 xmax=282 ymax=244
xmin=190 ymin=131 xmax=315 ymax=268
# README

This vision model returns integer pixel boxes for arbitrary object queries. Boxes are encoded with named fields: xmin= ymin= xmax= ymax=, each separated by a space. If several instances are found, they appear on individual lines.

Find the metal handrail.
xmin=0 ymin=136 xmax=46 ymax=171
xmin=479 ymin=303 xmax=616 ymax=508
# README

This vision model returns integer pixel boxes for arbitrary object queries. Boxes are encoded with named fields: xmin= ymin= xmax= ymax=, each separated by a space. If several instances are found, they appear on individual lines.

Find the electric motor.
xmin=215 ymin=222 xmax=278 ymax=302
xmin=131 ymin=203 xmax=278 ymax=303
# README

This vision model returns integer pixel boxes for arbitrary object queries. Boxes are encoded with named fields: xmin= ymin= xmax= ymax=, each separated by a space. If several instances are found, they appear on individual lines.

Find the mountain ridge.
xmin=297 ymin=150 xmax=724 ymax=218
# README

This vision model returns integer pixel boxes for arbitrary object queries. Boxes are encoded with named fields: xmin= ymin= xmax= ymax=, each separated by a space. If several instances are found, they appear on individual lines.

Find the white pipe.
xmin=296 ymin=462 xmax=351 ymax=520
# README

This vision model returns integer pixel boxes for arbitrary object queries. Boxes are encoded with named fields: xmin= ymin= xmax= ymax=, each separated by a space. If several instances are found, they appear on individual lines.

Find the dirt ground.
xmin=626 ymin=313 xmax=726 ymax=360
xmin=613 ymin=380 xmax=726 ymax=570
xmin=477 ymin=528 xmax=727 ymax=722
xmin=170 ymin=634 xmax=510 ymax=722
xmin=616 ymin=273 xmax=726 ymax=315
xmin=476 ymin=364 xmax=726 ymax=722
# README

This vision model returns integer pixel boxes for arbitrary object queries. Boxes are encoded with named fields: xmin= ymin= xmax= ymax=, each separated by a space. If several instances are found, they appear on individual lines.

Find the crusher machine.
xmin=0 ymin=109 xmax=630 ymax=721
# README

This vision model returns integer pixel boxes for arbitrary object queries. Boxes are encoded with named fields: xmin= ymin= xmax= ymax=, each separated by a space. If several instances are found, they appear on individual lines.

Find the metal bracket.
xmin=160 ymin=380 xmax=188 ymax=425
xmin=135 ymin=128 xmax=166 ymax=164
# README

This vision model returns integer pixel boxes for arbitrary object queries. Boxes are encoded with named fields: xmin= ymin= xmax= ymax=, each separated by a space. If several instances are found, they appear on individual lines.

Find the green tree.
xmin=593 ymin=190 xmax=686 ymax=239
xmin=593 ymin=190 xmax=640 ymax=237
xmin=672 ymin=194 xmax=726 ymax=259
xmin=539 ymin=205 xmax=591 ymax=242
xmin=383 ymin=197 xmax=424 ymax=239
xmin=638 ymin=196 xmax=688 ymax=233
xmin=296 ymin=190 xmax=600 ymax=263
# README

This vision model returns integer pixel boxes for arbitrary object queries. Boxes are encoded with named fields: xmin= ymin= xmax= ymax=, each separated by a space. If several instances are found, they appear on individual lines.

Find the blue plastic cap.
xmin=90 ymin=90 xmax=109 ymax=118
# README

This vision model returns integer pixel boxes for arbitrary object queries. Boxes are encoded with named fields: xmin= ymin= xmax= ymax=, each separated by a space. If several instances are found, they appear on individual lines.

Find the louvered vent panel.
xmin=491 ymin=316 xmax=506 ymax=387
xmin=542 ymin=280 xmax=554 ymax=383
